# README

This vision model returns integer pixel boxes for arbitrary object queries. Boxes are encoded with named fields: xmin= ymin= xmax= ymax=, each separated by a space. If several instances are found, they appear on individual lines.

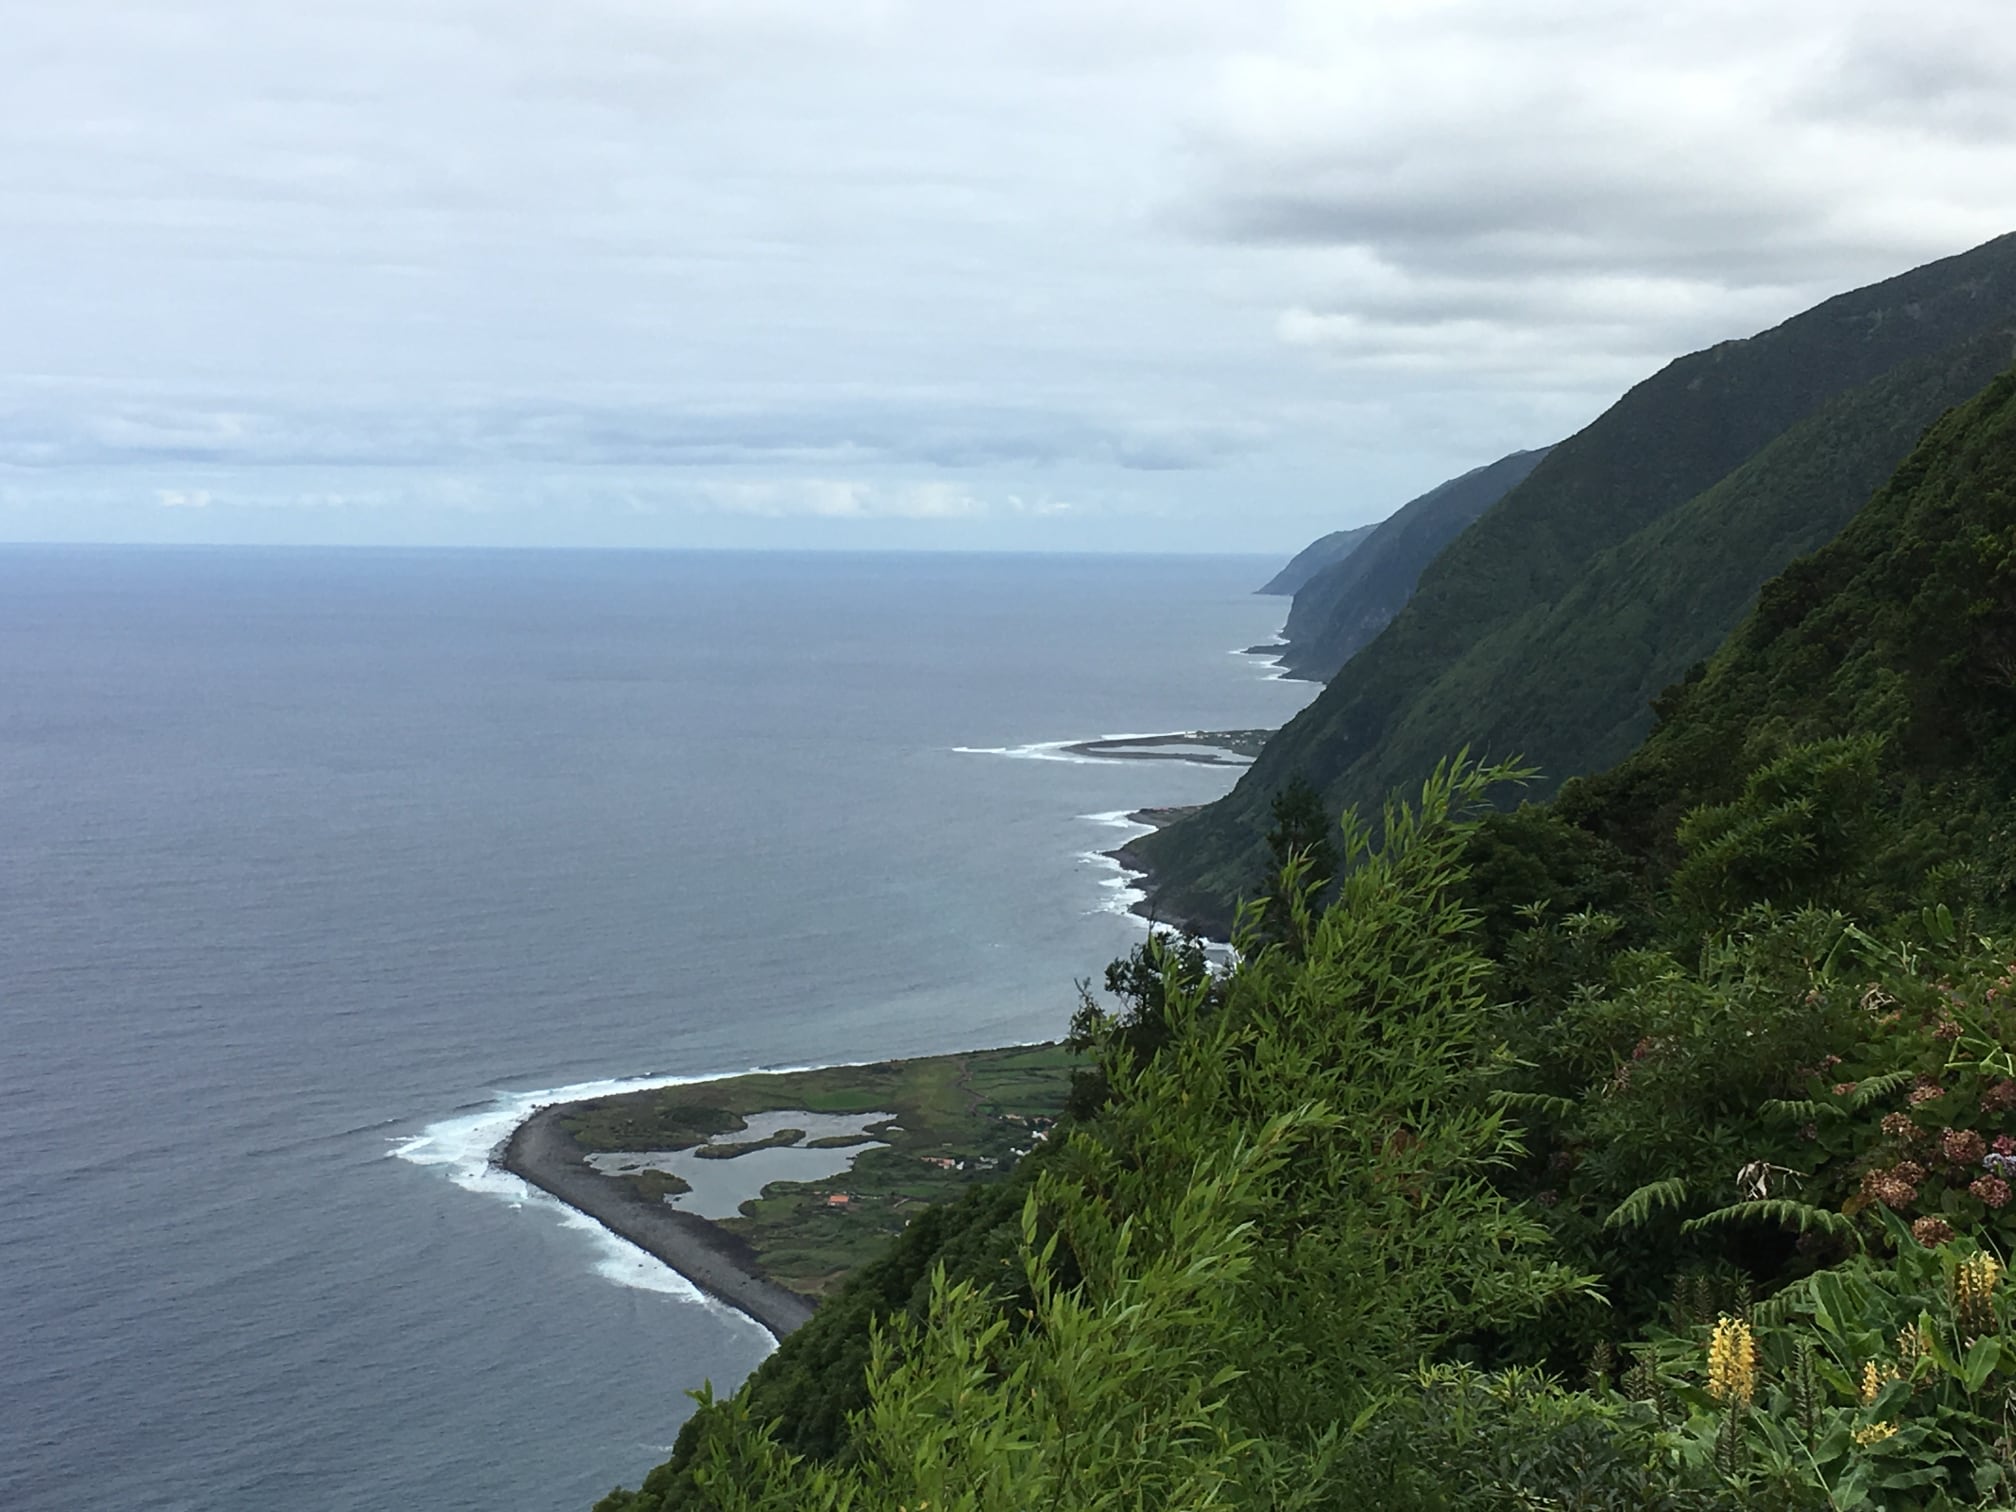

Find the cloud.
xmin=5 ymin=2 xmax=2016 ymax=551
xmin=0 ymin=388 xmax=1263 ymax=476
xmin=701 ymin=478 xmax=987 ymax=520
xmin=1181 ymin=0 xmax=2016 ymax=399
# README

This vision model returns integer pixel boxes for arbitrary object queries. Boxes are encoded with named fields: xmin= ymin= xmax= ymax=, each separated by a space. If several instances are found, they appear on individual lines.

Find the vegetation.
xmin=1274 ymin=445 xmax=1552 ymax=679
xmin=582 ymin=363 xmax=2016 ymax=1509
xmin=1140 ymin=233 xmax=2016 ymax=933
xmin=1256 ymin=520 xmax=1382 ymax=598
xmin=564 ymin=1045 xmax=1075 ymax=1297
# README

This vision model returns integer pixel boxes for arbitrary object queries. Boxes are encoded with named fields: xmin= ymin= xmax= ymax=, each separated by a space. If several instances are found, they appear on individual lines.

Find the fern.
xmin=1847 ymin=1070 xmax=1913 ymax=1109
xmin=1603 ymin=1177 xmax=1691 ymax=1230
xmin=1681 ymin=1200 xmax=1860 ymax=1244
xmin=1489 ymin=1090 xmax=1578 ymax=1120
xmin=1759 ymin=1098 xmax=1841 ymax=1121
xmin=1750 ymin=1269 xmax=1833 ymax=1326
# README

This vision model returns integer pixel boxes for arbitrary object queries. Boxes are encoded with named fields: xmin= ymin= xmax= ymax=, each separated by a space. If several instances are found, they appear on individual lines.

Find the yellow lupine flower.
xmin=1707 ymin=1315 xmax=1756 ymax=1406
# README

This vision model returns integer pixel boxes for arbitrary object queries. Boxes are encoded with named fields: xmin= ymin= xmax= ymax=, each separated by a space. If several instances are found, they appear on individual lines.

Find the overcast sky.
xmin=5 ymin=1 xmax=2016 ymax=553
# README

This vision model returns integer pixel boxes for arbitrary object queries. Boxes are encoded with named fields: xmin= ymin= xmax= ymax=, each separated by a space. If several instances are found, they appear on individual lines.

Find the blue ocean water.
xmin=0 ymin=546 xmax=1312 ymax=1511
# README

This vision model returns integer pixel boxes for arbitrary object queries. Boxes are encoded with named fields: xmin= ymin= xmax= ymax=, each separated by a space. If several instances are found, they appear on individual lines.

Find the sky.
xmin=5 ymin=1 xmax=2016 ymax=554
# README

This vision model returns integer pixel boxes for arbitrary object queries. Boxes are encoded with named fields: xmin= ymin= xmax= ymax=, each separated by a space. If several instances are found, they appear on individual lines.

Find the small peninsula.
xmin=503 ymin=1044 xmax=1077 ymax=1335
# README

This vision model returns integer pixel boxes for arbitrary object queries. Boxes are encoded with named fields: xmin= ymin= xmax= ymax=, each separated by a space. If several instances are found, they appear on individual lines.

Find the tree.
xmin=1255 ymin=773 xmax=1337 ymax=952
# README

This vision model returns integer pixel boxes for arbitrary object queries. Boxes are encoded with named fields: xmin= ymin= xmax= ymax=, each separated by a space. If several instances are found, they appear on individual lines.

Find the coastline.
xmin=503 ymin=1103 xmax=817 ymax=1339
xmin=491 ymin=660 xmax=1290 ymax=1336
xmin=1106 ymin=804 xmax=1201 ymax=932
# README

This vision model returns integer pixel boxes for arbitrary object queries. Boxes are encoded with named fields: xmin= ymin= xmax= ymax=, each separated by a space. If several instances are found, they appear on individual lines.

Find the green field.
xmin=556 ymin=1043 xmax=1078 ymax=1296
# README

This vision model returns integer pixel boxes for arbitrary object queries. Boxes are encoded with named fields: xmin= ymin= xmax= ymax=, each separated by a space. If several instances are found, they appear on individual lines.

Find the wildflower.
xmin=1860 ymin=1359 xmax=1900 ymax=1403
xmin=1913 ymin=1216 xmax=1955 ymax=1247
xmin=1981 ymin=1081 xmax=2016 ymax=1115
xmin=1942 ymin=1129 xmax=1988 ymax=1166
xmin=1995 ymin=1133 xmax=2016 ymax=1156
xmin=1895 ymin=1160 xmax=1927 ymax=1185
xmin=1895 ymin=1321 xmax=1931 ymax=1371
xmin=1985 ymin=1152 xmax=2016 ymax=1178
xmin=1832 ymin=1081 xmax=1858 ymax=1099
xmin=1881 ymin=1111 xmax=1920 ymax=1141
xmin=1862 ymin=1167 xmax=1918 ymax=1209
xmin=1707 ymin=1315 xmax=1757 ymax=1406
xmin=1954 ymin=1252 xmax=2003 ymax=1340
xmin=1854 ymin=1420 xmax=1899 ymax=1447
xmin=1970 ymin=1175 xmax=2012 ymax=1209
xmin=1909 ymin=1083 xmax=1946 ymax=1107
xmin=1935 ymin=1018 xmax=1963 ymax=1041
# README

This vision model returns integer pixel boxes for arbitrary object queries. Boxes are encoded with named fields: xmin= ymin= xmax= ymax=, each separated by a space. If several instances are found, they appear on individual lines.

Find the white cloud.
xmin=702 ymin=478 xmax=987 ymax=521
xmin=4 ymin=2 xmax=2016 ymax=550
xmin=1187 ymin=0 xmax=2016 ymax=404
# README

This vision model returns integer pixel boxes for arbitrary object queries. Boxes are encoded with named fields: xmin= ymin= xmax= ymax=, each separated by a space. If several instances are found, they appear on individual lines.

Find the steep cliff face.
xmin=1255 ymin=522 xmax=1380 ymax=598
xmin=1137 ymin=231 xmax=2016 ymax=931
xmin=1274 ymin=447 xmax=1551 ymax=680
xmin=1559 ymin=363 xmax=2016 ymax=881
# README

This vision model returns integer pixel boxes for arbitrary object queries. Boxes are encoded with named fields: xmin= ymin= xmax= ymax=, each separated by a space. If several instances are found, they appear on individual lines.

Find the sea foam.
xmin=388 ymin=1071 xmax=788 ymax=1333
xmin=951 ymin=730 xmax=1194 ymax=765
xmin=1078 ymin=809 xmax=1155 ymax=927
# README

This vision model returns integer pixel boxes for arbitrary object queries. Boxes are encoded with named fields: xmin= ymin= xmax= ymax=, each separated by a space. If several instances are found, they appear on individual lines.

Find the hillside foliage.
xmin=1274 ymin=446 xmax=1552 ymax=678
xmin=1140 ymin=234 xmax=2016 ymax=933
xmin=595 ymin=364 xmax=2016 ymax=1510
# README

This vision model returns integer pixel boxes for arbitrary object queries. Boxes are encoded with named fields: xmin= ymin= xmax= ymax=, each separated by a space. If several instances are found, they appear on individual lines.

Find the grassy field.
xmin=555 ymin=1043 xmax=1078 ymax=1296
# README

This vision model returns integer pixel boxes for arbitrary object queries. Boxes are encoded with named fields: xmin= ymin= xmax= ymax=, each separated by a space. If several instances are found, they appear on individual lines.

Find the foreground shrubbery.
xmin=600 ymin=372 xmax=2016 ymax=1510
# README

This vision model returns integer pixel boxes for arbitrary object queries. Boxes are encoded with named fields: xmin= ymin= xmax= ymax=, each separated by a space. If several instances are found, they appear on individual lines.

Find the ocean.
xmin=0 ymin=546 xmax=1313 ymax=1511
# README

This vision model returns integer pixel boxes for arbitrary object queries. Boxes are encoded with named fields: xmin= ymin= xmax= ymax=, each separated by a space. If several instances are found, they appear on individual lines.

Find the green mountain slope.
xmin=1255 ymin=521 xmax=1380 ymax=597
xmin=1136 ymin=232 xmax=2016 ymax=930
xmin=1384 ymin=330 xmax=2016 ymax=801
xmin=1559 ymin=362 xmax=2016 ymax=886
xmin=1275 ymin=447 xmax=1551 ymax=678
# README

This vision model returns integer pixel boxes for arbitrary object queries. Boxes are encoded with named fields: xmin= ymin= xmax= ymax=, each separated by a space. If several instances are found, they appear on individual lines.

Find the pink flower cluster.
xmin=1862 ymin=1165 xmax=1919 ymax=1209
xmin=1913 ymin=1216 xmax=1956 ymax=1246
xmin=1971 ymin=1175 xmax=2013 ymax=1209
xmin=1942 ymin=1128 xmax=1989 ymax=1166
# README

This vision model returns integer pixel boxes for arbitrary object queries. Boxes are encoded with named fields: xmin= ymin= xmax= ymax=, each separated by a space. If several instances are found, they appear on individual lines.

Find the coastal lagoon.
xmin=587 ymin=1109 xmax=897 ymax=1221
xmin=0 ymin=547 xmax=1312 ymax=1511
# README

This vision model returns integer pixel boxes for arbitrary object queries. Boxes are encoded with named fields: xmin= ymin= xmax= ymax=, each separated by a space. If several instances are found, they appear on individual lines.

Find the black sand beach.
xmin=503 ymin=1105 xmax=817 ymax=1339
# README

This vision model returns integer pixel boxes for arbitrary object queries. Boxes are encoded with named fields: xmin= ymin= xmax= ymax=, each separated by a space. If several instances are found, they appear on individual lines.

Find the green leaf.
xmin=1960 ymin=1335 xmax=2001 ymax=1393
xmin=1603 ymin=1177 xmax=1691 ymax=1230
xmin=1681 ymin=1199 xmax=1859 ymax=1244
